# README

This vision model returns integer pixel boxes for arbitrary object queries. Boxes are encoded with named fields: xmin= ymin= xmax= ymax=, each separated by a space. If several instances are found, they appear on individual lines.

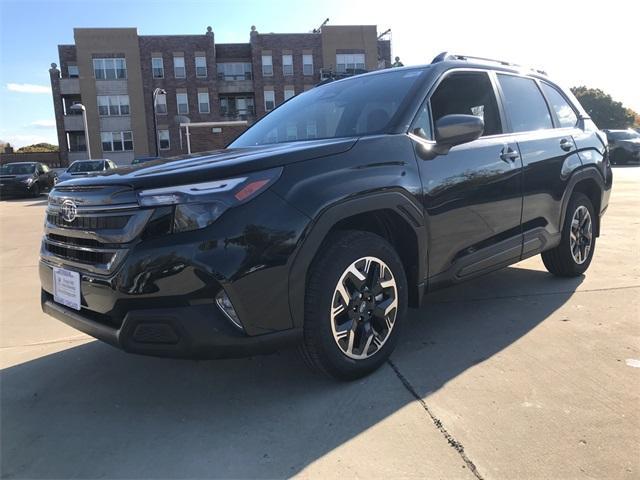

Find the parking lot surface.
xmin=1 ymin=167 xmax=638 ymax=479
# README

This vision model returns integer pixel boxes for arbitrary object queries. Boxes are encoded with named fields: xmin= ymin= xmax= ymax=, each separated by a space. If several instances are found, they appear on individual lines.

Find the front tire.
xmin=542 ymin=192 xmax=596 ymax=277
xmin=30 ymin=182 xmax=40 ymax=198
xmin=301 ymin=230 xmax=408 ymax=380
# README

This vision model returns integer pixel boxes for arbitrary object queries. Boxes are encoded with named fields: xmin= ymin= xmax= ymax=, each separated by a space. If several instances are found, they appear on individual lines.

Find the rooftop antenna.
xmin=377 ymin=28 xmax=391 ymax=40
xmin=313 ymin=18 xmax=329 ymax=33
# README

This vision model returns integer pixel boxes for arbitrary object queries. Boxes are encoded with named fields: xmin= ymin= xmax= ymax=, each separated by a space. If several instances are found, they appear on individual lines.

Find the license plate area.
xmin=53 ymin=267 xmax=81 ymax=311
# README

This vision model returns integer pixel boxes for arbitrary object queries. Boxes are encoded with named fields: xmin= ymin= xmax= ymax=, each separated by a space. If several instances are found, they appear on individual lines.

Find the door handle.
xmin=500 ymin=147 xmax=520 ymax=162
xmin=560 ymin=138 xmax=573 ymax=152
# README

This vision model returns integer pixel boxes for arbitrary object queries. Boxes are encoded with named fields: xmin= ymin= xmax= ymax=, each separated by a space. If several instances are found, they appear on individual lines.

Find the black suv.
xmin=40 ymin=53 xmax=612 ymax=379
xmin=603 ymin=129 xmax=640 ymax=164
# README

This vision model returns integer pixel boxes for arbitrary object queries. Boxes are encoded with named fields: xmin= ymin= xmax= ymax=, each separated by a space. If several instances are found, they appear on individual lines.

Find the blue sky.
xmin=1 ymin=0 xmax=638 ymax=147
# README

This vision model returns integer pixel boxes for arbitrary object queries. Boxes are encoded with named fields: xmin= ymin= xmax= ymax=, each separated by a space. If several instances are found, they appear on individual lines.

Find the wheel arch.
xmin=288 ymin=191 xmax=428 ymax=328
xmin=560 ymin=166 xmax=605 ymax=237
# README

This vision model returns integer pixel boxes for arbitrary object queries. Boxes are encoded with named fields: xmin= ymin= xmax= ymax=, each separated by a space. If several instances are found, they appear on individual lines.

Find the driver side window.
xmin=430 ymin=71 xmax=502 ymax=137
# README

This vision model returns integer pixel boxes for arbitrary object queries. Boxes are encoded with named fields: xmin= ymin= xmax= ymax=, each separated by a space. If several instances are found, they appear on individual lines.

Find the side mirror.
xmin=434 ymin=114 xmax=484 ymax=155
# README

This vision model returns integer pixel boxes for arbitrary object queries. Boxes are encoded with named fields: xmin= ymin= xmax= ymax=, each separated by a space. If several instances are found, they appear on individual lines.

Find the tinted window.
xmin=498 ymin=74 xmax=552 ymax=132
xmin=608 ymin=130 xmax=640 ymax=140
xmin=68 ymin=160 xmax=105 ymax=173
xmin=0 ymin=164 xmax=36 ymax=175
xmin=430 ymin=72 xmax=502 ymax=136
xmin=230 ymin=68 xmax=426 ymax=146
xmin=540 ymin=83 xmax=578 ymax=128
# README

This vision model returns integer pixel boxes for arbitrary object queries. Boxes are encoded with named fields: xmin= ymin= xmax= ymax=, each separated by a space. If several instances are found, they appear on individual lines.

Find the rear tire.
xmin=301 ymin=230 xmax=408 ymax=380
xmin=541 ymin=192 xmax=596 ymax=277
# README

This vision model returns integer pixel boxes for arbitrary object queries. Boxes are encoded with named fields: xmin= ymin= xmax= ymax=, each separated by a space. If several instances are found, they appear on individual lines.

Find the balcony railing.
xmin=217 ymin=73 xmax=253 ymax=81
xmin=319 ymin=68 xmax=368 ymax=81
xmin=220 ymin=107 xmax=255 ymax=119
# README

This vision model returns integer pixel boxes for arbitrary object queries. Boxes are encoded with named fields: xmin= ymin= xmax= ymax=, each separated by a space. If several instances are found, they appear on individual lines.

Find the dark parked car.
xmin=603 ymin=129 xmax=640 ymax=164
xmin=39 ymin=53 xmax=612 ymax=379
xmin=0 ymin=162 xmax=58 ymax=197
xmin=57 ymin=159 xmax=117 ymax=183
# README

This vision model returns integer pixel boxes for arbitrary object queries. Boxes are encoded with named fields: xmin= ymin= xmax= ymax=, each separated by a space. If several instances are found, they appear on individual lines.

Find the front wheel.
xmin=542 ymin=192 xmax=596 ymax=277
xmin=30 ymin=182 xmax=40 ymax=198
xmin=301 ymin=230 xmax=408 ymax=380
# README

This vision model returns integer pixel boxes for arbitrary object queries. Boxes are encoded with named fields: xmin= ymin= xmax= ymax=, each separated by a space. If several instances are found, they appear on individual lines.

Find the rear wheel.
xmin=541 ymin=192 xmax=596 ymax=277
xmin=301 ymin=230 xmax=408 ymax=380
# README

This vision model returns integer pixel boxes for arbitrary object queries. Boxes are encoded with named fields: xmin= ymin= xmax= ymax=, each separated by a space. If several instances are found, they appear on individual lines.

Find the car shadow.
xmin=1 ymin=265 xmax=583 ymax=478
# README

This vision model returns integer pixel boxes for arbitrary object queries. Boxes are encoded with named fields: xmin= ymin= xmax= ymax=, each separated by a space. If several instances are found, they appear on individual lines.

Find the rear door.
xmin=495 ymin=73 xmax=583 ymax=258
xmin=411 ymin=70 xmax=524 ymax=283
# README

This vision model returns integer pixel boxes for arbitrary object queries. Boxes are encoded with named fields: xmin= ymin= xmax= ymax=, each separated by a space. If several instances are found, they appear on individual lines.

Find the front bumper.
xmin=41 ymin=289 xmax=302 ymax=358
xmin=0 ymin=181 xmax=33 ymax=196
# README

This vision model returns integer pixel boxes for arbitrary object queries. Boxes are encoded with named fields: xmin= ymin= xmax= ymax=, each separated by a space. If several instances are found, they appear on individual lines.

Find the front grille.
xmin=46 ymin=213 xmax=130 ymax=230
xmin=43 ymin=187 xmax=152 ymax=275
xmin=47 ymin=233 xmax=103 ymax=248
xmin=46 ymin=242 xmax=114 ymax=265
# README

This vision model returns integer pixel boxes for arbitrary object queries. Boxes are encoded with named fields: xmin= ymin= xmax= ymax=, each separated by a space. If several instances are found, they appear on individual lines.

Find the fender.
xmin=558 ymin=165 xmax=607 ymax=236
xmin=287 ymin=191 xmax=428 ymax=328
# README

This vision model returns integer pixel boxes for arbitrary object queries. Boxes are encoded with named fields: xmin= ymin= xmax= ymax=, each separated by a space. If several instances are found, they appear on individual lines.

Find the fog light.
xmin=215 ymin=290 xmax=243 ymax=331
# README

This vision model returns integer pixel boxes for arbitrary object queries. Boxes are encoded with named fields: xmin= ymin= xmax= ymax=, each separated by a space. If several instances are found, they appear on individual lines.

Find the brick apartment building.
xmin=50 ymin=25 xmax=392 ymax=165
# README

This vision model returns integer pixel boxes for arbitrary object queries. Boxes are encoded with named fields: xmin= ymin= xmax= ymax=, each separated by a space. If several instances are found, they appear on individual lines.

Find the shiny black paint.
xmin=40 ymin=60 xmax=612 ymax=358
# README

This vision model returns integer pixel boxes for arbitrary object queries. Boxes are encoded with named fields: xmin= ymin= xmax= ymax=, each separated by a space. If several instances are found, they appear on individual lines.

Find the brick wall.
xmin=138 ymin=31 xmax=218 ymax=157
xmin=188 ymin=124 xmax=248 ymax=153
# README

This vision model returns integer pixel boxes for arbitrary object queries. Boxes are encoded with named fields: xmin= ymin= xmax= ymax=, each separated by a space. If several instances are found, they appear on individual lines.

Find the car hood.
xmin=55 ymin=138 xmax=358 ymax=190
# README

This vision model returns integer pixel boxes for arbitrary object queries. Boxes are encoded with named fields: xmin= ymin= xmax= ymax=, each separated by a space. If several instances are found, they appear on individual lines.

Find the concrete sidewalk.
xmin=1 ymin=167 xmax=638 ymax=479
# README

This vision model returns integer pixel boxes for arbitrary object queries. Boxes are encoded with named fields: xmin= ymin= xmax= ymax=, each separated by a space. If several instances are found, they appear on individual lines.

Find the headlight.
xmin=23 ymin=177 xmax=34 ymax=185
xmin=137 ymin=167 xmax=282 ymax=233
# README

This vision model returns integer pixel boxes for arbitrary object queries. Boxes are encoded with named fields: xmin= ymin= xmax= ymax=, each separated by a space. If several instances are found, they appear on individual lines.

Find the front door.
xmin=410 ymin=70 xmax=524 ymax=284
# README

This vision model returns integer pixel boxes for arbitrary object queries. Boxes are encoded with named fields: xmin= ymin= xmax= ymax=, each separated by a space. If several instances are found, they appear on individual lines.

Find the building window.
xmin=264 ymin=90 xmax=275 ymax=111
xmin=93 ymin=58 xmax=127 ymax=80
xmin=282 ymin=54 xmax=293 ymax=76
xmin=101 ymin=131 xmax=133 ymax=152
xmin=97 ymin=95 xmax=130 ymax=116
xmin=158 ymin=130 xmax=170 ymax=150
xmin=217 ymin=63 xmax=252 ymax=81
xmin=198 ymin=92 xmax=210 ymax=113
xmin=68 ymin=65 xmax=79 ymax=78
xmin=152 ymin=57 xmax=164 ymax=78
xmin=284 ymin=87 xmax=295 ymax=101
xmin=155 ymin=93 xmax=167 ymax=114
xmin=195 ymin=55 xmax=207 ymax=78
xmin=174 ymin=56 xmax=186 ymax=78
xmin=67 ymin=132 xmax=86 ymax=152
xmin=262 ymin=54 xmax=273 ymax=76
xmin=220 ymin=95 xmax=255 ymax=117
xmin=302 ymin=54 xmax=313 ymax=76
xmin=336 ymin=53 xmax=365 ymax=73
xmin=176 ymin=93 xmax=189 ymax=114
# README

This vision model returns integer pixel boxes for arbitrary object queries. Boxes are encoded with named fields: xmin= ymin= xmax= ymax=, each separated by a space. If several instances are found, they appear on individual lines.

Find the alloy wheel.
xmin=330 ymin=256 xmax=398 ymax=360
xmin=570 ymin=205 xmax=592 ymax=264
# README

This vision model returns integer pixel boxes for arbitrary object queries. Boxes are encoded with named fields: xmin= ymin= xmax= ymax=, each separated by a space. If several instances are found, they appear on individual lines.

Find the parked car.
xmin=57 ymin=159 xmax=117 ymax=183
xmin=0 ymin=162 xmax=58 ymax=197
xmin=39 ymin=53 xmax=612 ymax=379
xmin=603 ymin=129 xmax=640 ymax=164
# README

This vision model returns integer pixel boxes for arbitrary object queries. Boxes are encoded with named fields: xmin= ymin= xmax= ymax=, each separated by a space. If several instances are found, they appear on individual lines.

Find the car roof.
xmin=3 ymin=162 xmax=37 ymax=166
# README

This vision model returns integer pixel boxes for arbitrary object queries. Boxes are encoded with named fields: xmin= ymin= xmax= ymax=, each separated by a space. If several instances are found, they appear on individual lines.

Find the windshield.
xmin=68 ymin=160 xmax=104 ymax=173
xmin=230 ymin=68 xmax=427 ymax=147
xmin=0 ymin=163 xmax=35 ymax=175
xmin=608 ymin=131 xmax=640 ymax=140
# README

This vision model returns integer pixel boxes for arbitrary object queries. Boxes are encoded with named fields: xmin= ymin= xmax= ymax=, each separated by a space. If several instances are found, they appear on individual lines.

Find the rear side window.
xmin=430 ymin=71 xmax=502 ymax=136
xmin=497 ymin=74 xmax=553 ymax=132
xmin=540 ymin=83 xmax=578 ymax=128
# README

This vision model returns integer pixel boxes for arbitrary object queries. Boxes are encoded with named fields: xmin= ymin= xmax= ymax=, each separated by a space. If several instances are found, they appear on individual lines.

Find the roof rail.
xmin=430 ymin=52 xmax=547 ymax=75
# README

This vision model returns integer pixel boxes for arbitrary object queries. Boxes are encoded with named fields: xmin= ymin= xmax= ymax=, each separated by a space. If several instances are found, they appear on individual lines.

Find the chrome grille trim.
xmin=46 ymin=202 xmax=140 ymax=215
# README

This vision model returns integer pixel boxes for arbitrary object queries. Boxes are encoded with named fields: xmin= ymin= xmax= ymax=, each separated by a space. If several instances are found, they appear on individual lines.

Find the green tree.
xmin=16 ymin=143 xmax=59 ymax=153
xmin=570 ymin=86 xmax=636 ymax=129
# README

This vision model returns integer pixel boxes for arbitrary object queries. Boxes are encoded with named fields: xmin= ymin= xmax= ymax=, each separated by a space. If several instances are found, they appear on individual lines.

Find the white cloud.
xmin=30 ymin=119 xmax=56 ymax=128
xmin=7 ymin=83 xmax=51 ymax=94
